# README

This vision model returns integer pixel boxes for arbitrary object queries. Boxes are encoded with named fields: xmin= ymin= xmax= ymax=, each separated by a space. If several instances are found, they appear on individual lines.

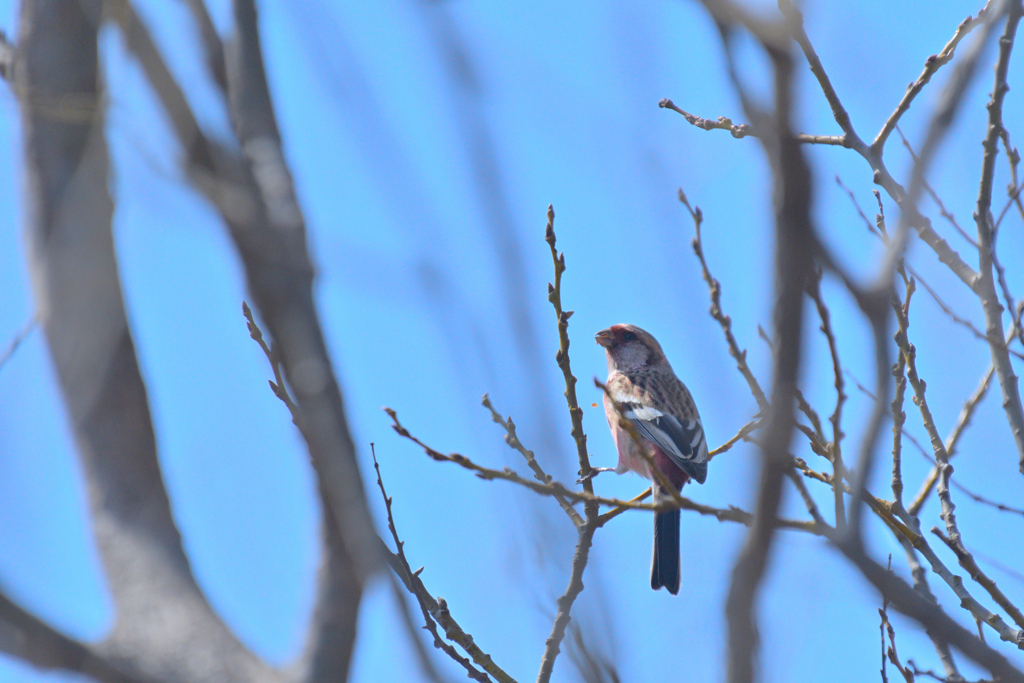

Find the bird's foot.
xmin=578 ymin=466 xmax=616 ymax=484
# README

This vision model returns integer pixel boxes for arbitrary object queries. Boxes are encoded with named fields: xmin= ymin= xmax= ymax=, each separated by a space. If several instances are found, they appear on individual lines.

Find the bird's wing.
xmin=617 ymin=399 xmax=708 ymax=484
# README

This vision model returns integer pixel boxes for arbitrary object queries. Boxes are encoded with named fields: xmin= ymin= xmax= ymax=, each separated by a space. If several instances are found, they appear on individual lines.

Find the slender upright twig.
xmin=970 ymin=0 xmax=1024 ymax=473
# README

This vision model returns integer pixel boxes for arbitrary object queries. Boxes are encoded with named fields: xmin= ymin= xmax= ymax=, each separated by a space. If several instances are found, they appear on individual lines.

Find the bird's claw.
xmin=577 ymin=466 xmax=615 ymax=484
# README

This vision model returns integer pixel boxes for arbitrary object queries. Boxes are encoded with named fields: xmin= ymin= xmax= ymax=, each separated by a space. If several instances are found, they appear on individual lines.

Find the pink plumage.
xmin=596 ymin=324 xmax=709 ymax=595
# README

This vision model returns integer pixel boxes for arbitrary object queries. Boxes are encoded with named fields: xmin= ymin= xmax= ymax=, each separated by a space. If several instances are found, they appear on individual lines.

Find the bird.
xmin=595 ymin=324 xmax=708 ymax=595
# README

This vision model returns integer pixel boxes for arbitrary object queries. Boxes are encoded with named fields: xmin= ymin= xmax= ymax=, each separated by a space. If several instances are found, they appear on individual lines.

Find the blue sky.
xmin=1 ymin=0 xmax=1023 ymax=681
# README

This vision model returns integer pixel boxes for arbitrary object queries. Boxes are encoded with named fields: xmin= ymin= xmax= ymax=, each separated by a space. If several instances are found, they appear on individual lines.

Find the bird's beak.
xmin=595 ymin=329 xmax=613 ymax=348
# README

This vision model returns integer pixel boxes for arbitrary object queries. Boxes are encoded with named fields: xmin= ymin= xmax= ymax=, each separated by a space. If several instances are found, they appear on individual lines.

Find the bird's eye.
xmin=623 ymin=331 xmax=637 ymax=342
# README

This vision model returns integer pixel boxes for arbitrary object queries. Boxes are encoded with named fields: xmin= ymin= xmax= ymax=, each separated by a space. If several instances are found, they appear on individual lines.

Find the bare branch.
xmin=807 ymin=268 xmax=848 ymax=528
xmin=482 ymin=394 xmax=582 ymax=526
xmin=658 ymin=98 xmax=847 ymax=146
xmin=970 ymin=0 xmax=1024 ymax=473
xmin=890 ymin=319 xmax=909 ymax=511
xmin=385 ymin=407 xmax=821 ymax=531
xmin=838 ymin=539 xmax=1024 ymax=682
xmin=18 ymin=3 xmax=277 ymax=678
xmin=680 ymin=189 xmax=770 ymax=412
xmin=372 ymin=445 xmax=505 ymax=683
xmin=0 ymin=592 xmax=151 ymax=683
xmin=896 ymin=127 xmax=980 ymax=248
xmin=933 ymin=523 xmax=1024 ymax=631
xmin=0 ymin=316 xmax=35 ymax=373
xmin=874 ymin=4 xmax=994 ymax=151
xmin=711 ymin=31 xmax=816 ymax=682
xmin=778 ymin=0 xmax=984 ymax=290
xmin=545 ymin=207 xmax=597 ymax=494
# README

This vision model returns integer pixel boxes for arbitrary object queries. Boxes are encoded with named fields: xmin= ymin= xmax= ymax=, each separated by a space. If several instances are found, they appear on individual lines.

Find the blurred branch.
xmin=17 ymin=2 xmax=277 ymax=678
xmin=709 ymin=23 xmax=815 ymax=681
xmin=0 ymin=592 xmax=150 ymax=683
xmin=0 ymin=29 xmax=13 ymax=81
xmin=417 ymin=1 xmax=563 ymax=486
xmin=180 ymin=0 xmax=227 ymax=92
xmin=0 ymin=316 xmax=35 ymax=373
xmin=838 ymin=539 xmax=1024 ymax=682
xmin=109 ymin=0 xmax=377 ymax=675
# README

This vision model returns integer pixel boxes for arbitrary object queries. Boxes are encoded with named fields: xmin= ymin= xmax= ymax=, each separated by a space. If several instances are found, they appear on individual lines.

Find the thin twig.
xmin=932 ymin=525 xmax=1024 ymax=631
xmin=594 ymin=379 xmax=686 ymax=507
xmin=658 ymin=99 xmax=847 ymax=146
xmin=780 ymin=0 xmax=984 ymax=290
xmin=545 ymin=207 xmax=596 ymax=492
xmin=880 ymin=561 xmax=916 ymax=683
xmin=970 ymin=0 xmax=1024 ymax=473
xmin=482 ymin=394 xmax=582 ymax=527
xmin=0 ymin=316 xmax=36 ymax=373
xmin=385 ymin=407 xmax=821 ymax=533
xmin=896 ymin=126 xmax=980 ymax=248
xmin=680 ymin=189 xmax=769 ymax=411
xmin=834 ymin=175 xmax=879 ymax=236
xmin=807 ymin=268 xmax=848 ymax=528
xmin=904 ymin=263 xmax=1024 ymax=360
xmin=786 ymin=468 xmax=827 ymax=527
xmin=372 ymin=445 xmax=509 ymax=683
xmin=709 ymin=418 xmax=762 ymax=459
xmin=901 ymin=538 xmax=965 ymax=681
xmin=538 ymin=209 xmax=603 ymax=683
xmin=242 ymin=302 xmax=301 ymax=426
xmin=874 ymin=5 xmax=994 ymax=151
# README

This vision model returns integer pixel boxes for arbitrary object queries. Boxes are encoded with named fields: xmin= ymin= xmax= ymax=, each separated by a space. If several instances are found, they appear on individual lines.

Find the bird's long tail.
xmin=651 ymin=509 xmax=680 ymax=594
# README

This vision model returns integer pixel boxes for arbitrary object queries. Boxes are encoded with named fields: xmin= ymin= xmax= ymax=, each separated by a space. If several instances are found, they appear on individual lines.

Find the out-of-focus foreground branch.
xmin=4 ymin=0 xmax=373 ymax=680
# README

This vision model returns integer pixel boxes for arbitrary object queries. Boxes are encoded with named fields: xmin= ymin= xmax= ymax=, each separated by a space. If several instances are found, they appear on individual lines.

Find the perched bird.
xmin=595 ymin=324 xmax=708 ymax=595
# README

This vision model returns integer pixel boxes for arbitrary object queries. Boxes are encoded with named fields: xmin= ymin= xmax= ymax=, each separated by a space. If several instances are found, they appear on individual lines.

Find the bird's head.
xmin=595 ymin=324 xmax=668 ymax=373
